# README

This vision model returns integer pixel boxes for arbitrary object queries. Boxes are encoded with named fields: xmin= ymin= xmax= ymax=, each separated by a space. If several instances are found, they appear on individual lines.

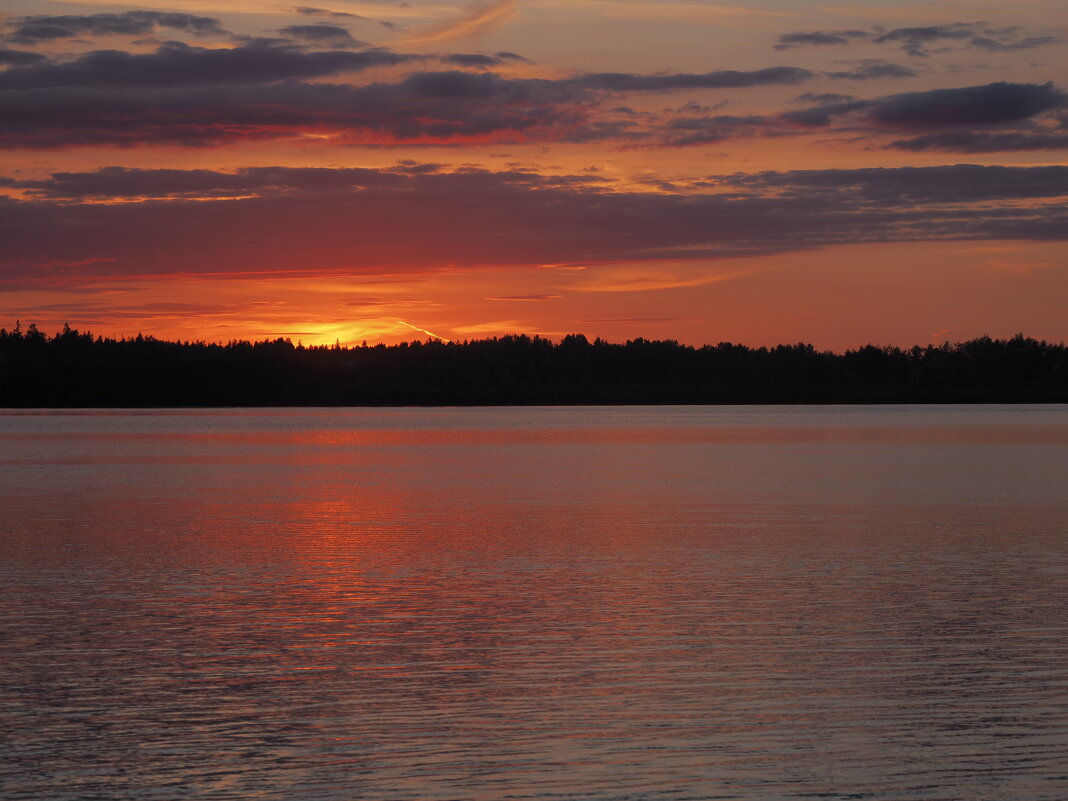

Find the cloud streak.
xmin=295 ymin=7 xmax=364 ymax=20
xmin=1 ymin=11 xmax=228 ymax=44
xmin=716 ymin=164 xmax=1068 ymax=203
xmin=774 ymin=22 xmax=1058 ymax=57
xmin=0 ymin=58 xmax=824 ymax=149
xmin=1 ymin=163 xmax=1064 ymax=286
xmin=0 ymin=16 xmax=1063 ymax=155
xmin=0 ymin=42 xmax=414 ymax=90
xmin=780 ymin=82 xmax=1068 ymax=151
xmin=402 ymin=0 xmax=517 ymax=45
xmin=278 ymin=24 xmax=365 ymax=47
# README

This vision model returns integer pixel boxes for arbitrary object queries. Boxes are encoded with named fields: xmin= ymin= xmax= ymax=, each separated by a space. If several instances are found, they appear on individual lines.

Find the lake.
xmin=2 ymin=405 xmax=1067 ymax=800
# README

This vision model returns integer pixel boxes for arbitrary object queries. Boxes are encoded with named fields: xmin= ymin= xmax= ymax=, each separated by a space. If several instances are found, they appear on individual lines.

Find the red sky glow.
xmin=1 ymin=0 xmax=1066 ymax=347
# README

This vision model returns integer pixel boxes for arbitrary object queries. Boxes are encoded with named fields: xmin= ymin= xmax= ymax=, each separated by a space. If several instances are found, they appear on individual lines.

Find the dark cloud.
xmin=0 ymin=48 xmax=46 ymax=66
xmin=660 ymin=115 xmax=768 ymax=146
xmin=0 ymin=42 xmax=413 ymax=90
xmin=2 ymin=11 xmax=226 ymax=45
xmin=443 ymin=53 xmax=501 ymax=67
xmin=572 ymin=66 xmax=812 ymax=92
xmin=774 ymin=30 xmax=870 ymax=50
xmin=1 ymin=164 xmax=1064 ymax=285
xmin=774 ymin=22 xmax=1058 ymax=57
xmin=10 ymin=165 xmax=419 ymax=199
xmin=295 ymin=6 xmax=363 ymax=19
xmin=0 ymin=30 xmax=819 ymax=150
xmin=781 ymin=100 xmax=868 ymax=127
xmin=0 ymin=71 xmax=595 ymax=148
xmin=967 ymin=34 xmax=1058 ymax=52
xmin=874 ymin=25 xmax=986 ymax=57
xmin=278 ymin=25 xmax=364 ymax=47
xmin=718 ymin=164 xmax=1068 ymax=204
xmin=400 ymin=71 xmax=576 ymax=102
xmin=825 ymin=63 xmax=916 ymax=81
xmin=870 ymin=81 xmax=1065 ymax=127
xmin=6 ymin=162 xmax=599 ymax=200
xmin=2 ymin=37 xmax=1056 ymax=153
xmin=888 ymin=131 xmax=1068 ymax=152
xmin=873 ymin=24 xmax=1057 ymax=57
xmin=495 ymin=51 xmax=529 ymax=62
xmin=783 ymin=82 xmax=1065 ymax=130
xmin=795 ymin=92 xmax=856 ymax=104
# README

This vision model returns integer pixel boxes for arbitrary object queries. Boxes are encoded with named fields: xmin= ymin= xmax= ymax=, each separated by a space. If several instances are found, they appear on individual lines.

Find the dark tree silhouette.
xmin=0 ymin=324 xmax=1065 ymax=406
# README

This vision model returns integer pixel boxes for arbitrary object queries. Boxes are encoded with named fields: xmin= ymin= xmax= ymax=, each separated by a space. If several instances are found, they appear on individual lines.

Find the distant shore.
xmin=2 ymin=325 xmax=1066 ymax=407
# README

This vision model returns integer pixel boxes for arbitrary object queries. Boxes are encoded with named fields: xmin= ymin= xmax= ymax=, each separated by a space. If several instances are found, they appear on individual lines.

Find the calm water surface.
xmin=2 ymin=405 xmax=1067 ymax=800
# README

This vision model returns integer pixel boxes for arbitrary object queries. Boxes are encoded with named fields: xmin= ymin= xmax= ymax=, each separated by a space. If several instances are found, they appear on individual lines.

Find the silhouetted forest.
xmin=2 ymin=322 xmax=1066 ymax=406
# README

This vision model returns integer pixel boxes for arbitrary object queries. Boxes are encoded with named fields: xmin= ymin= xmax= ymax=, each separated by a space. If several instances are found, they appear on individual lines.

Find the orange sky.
xmin=1 ymin=0 xmax=1066 ymax=347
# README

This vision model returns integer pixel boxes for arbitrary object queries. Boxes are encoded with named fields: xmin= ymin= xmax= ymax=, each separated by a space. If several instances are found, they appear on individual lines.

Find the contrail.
xmin=397 ymin=320 xmax=452 ymax=342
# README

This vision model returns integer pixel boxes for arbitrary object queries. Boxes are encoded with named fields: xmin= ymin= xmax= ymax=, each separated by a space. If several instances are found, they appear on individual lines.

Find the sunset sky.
xmin=1 ymin=0 xmax=1066 ymax=347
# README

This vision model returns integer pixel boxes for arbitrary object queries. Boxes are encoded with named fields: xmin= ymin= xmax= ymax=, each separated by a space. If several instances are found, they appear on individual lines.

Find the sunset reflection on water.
xmin=2 ymin=406 xmax=1067 ymax=800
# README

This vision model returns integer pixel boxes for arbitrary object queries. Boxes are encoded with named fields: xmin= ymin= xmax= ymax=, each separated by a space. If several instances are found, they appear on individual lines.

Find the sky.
xmin=1 ymin=0 xmax=1066 ymax=348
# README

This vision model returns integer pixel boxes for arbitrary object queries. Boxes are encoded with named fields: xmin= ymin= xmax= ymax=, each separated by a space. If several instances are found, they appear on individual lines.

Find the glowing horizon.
xmin=1 ymin=0 xmax=1066 ymax=348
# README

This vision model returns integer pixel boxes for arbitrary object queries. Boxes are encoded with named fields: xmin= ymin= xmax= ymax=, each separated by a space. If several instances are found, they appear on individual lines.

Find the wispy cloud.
xmin=485 ymin=294 xmax=562 ymax=301
xmin=567 ymin=268 xmax=751 ymax=293
xmin=4 ymin=163 xmax=1067 ymax=287
xmin=401 ymin=0 xmax=517 ymax=46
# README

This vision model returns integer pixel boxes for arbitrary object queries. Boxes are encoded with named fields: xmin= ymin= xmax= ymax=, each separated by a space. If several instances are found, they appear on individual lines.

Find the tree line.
xmin=1 ymin=322 xmax=1066 ymax=406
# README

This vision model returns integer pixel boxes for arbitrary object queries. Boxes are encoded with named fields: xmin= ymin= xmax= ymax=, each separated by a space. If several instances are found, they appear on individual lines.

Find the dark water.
xmin=2 ymin=406 xmax=1067 ymax=800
